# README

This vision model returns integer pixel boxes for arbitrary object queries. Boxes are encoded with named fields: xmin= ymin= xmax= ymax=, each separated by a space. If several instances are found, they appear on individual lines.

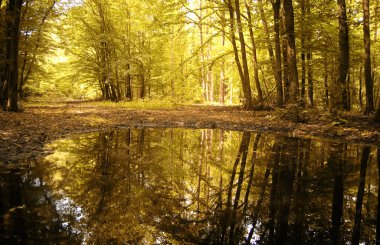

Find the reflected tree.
xmin=329 ymin=143 xmax=346 ymax=245
xmin=34 ymin=129 xmax=380 ymax=243
xmin=352 ymin=146 xmax=371 ymax=244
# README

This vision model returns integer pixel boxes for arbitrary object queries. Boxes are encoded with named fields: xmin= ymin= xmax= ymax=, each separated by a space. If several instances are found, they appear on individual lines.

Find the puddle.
xmin=0 ymin=128 xmax=378 ymax=244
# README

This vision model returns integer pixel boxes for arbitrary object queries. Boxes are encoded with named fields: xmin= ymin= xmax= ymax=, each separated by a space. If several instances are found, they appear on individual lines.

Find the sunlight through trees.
xmin=0 ymin=0 xmax=379 ymax=113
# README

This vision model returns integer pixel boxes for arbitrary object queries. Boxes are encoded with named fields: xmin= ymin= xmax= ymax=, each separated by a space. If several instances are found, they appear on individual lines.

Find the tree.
xmin=225 ymin=0 xmax=252 ymax=109
xmin=18 ymin=0 xmax=57 ymax=99
xmin=245 ymin=0 xmax=263 ymax=103
xmin=283 ymin=0 xmax=299 ymax=103
xmin=272 ymin=0 xmax=283 ymax=106
xmin=334 ymin=0 xmax=350 ymax=111
xmin=1 ymin=0 xmax=376 ymax=112
xmin=0 ymin=0 xmax=23 ymax=111
xmin=362 ymin=0 xmax=374 ymax=114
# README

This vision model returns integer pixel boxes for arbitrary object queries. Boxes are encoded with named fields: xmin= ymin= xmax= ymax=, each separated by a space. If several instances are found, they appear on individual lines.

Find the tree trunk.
xmin=363 ymin=0 xmax=374 ymax=114
xmin=1 ymin=0 xmax=23 ymax=111
xmin=306 ymin=0 xmax=313 ymax=107
xmin=245 ymin=0 xmax=263 ymax=103
xmin=307 ymin=52 xmax=313 ymax=106
xmin=281 ymin=8 xmax=290 ymax=103
xmin=335 ymin=0 xmax=350 ymax=111
xmin=283 ymin=0 xmax=299 ymax=103
xmin=125 ymin=63 xmax=132 ymax=100
xmin=199 ymin=0 xmax=208 ymax=102
xmin=359 ymin=66 xmax=363 ymax=110
xmin=301 ymin=0 xmax=306 ymax=103
xmin=234 ymin=0 xmax=252 ymax=109
xmin=0 ymin=4 xmax=5 ymax=96
xmin=226 ymin=0 xmax=252 ymax=109
xmin=324 ymin=59 xmax=329 ymax=107
xmin=138 ymin=65 xmax=145 ymax=99
xmin=257 ymin=0 xmax=281 ymax=105
xmin=219 ymin=11 xmax=226 ymax=105
xmin=272 ymin=0 xmax=284 ymax=106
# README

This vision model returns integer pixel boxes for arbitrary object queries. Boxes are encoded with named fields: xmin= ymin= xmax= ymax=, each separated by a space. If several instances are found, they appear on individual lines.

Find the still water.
xmin=0 ymin=128 xmax=379 ymax=244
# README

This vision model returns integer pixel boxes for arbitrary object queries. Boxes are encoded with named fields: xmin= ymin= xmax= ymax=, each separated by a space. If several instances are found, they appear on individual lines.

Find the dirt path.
xmin=0 ymin=101 xmax=379 ymax=164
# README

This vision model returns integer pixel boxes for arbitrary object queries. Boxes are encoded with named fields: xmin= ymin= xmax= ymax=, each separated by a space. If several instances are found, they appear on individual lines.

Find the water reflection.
xmin=0 ymin=128 xmax=379 ymax=244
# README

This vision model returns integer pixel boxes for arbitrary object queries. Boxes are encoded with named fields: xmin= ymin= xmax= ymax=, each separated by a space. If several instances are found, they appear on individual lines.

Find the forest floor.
xmin=0 ymin=100 xmax=379 ymax=164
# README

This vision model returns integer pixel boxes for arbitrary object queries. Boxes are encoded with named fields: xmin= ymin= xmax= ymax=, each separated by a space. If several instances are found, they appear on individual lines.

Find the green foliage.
xmin=13 ymin=0 xmax=379 ymax=111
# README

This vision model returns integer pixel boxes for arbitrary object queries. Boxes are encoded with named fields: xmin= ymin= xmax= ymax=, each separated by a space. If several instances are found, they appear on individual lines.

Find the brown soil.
xmin=0 ymin=101 xmax=379 ymax=164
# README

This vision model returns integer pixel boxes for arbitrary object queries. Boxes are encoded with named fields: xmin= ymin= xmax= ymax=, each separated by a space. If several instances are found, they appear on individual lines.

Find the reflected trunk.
xmin=352 ymin=146 xmax=371 ymax=244
xmin=221 ymin=131 xmax=250 ymax=244
xmin=330 ymin=143 xmax=345 ymax=245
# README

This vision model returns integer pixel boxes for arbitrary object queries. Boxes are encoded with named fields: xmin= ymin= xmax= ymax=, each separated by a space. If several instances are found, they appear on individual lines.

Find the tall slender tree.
xmin=363 ymin=0 xmax=374 ymax=114
xmin=226 ymin=0 xmax=252 ymax=109
xmin=283 ymin=0 xmax=299 ymax=103
xmin=335 ymin=0 xmax=350 ymax=111
xmin=272 ymin=0 xmax=283 ymax=106
xmin=245 ymin=0 xmax=263 ymax=103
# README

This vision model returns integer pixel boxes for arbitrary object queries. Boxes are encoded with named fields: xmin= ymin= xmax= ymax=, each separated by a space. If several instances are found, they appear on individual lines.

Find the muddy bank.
xmin=0 ymin=102 xmax=379 ymax=164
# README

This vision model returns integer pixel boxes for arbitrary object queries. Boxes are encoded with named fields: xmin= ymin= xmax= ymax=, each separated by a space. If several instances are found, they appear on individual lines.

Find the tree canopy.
xmin=0 ymin=0 xmax=379 ymax=114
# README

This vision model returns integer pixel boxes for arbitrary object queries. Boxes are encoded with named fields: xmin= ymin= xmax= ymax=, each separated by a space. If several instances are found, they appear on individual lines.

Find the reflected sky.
xmin=0 ymin=128 xmax=379 ymax=244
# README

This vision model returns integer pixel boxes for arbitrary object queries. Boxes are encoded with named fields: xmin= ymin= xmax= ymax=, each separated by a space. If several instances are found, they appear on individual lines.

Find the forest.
xmin=1 ymin=0 xmax=380 ymax=244
xmin=0 ymin=0 xmax=379 ymax=116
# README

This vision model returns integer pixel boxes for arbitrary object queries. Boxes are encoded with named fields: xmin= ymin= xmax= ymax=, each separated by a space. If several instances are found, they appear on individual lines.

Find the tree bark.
xmin=301 ymin=0 xmax=306 ymax=103
xmin=258 ymin=0 xmax=281 ymax=105
xmin=283 ymin=0 xmax=299 ymax=103
xmin=306 ymin=0 xmax=314 ymax=107
xmin=307 ymin=52 xmax=313 ymax=106
xmin=324 ymin=59 xmax=329 ymax=107
xmin=335 ymin=0 xmax=350 ymax=111
xmin=0 ymin=2 xmax=5 ymax=99
xmin=125 ymin=8 xmax=132 ymax=100
xmin=281 ymin=7 xmax=290 ymax=103
xmin=363 ymin=0 xmax=374 ymax=114
xmin=138 ymin=64 xmax=145 ymax=99
xmin=1 ymin=0 xmax=23 ymax=111
xmin=234 ymin=0 xmax=252 ymax=109
xmin=219 ymin=7 xmax=226 ymax=105
xmin=226 ymin=0 xmax=252 ymax=109
xmin=359 ymin=66 xmax=363 ymax=110
xmin=272 ymin=0 xmax=284 ymax=106
xmin=245 ymin=0 xmax=263 ymax=103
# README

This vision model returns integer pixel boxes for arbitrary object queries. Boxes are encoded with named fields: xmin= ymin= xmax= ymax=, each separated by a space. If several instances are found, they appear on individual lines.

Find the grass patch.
xmin=23 ymin=98 xmax=178 ymax=110
xmin=94 ymin=99 xmax=177 ymax=109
